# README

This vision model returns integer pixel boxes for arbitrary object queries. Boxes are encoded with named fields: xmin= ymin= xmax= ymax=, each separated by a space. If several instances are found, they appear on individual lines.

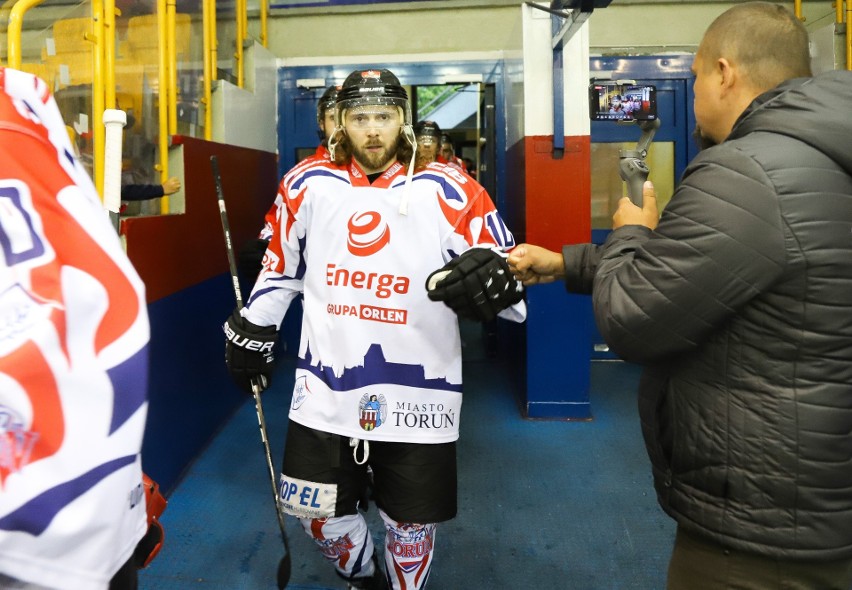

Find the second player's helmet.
xmin=335 ymin=68 xmax=412 ymax=129
xmin=316 ymin=84 xmax=340 ymax=126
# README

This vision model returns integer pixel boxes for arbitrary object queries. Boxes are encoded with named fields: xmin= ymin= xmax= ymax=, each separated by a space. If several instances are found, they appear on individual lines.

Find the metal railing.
xmin=5 ymin=0 xmax=271 ymax=209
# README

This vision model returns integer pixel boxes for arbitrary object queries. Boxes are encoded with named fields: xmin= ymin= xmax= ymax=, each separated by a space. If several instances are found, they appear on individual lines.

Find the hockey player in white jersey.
xmin=0 ymin=68 xmax=150 ymax=589
xmin=224 ymin=68 xmax=525 ymax=590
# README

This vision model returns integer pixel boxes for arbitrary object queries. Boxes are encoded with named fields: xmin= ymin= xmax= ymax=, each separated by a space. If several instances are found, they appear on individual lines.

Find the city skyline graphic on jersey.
xmin=296 ymin=342 xmax=461 ymax=393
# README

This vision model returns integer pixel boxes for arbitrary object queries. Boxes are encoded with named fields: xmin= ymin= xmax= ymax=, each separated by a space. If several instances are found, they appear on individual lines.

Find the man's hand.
xmin=426 ymin=248 xmax=524 ymax=322
xmin=613 ymin=181 xmax=659 ymax=230
xmin=162 ymin=177 xmax=181 ymax=196
xmin=507 ymin=244 xmax=565 ymax=286
xmin=223 ymin=310 xmax=277 ymax=394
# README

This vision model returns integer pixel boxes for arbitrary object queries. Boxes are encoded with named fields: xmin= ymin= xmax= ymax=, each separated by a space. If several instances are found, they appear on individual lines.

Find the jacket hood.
xmin=729 ymin=70 xmax=852 ymax=177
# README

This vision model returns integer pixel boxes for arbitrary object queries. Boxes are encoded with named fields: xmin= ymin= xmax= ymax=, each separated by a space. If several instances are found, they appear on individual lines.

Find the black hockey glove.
xmin=426 ymin=248 xmax=524 ymax=322
xmin=223 ymin=309 xmax=277 ymax=394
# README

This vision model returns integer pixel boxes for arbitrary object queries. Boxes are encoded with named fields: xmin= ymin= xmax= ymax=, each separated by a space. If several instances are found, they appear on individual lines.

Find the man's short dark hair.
xmin=700 ymin=2 xmax=811 ymax=90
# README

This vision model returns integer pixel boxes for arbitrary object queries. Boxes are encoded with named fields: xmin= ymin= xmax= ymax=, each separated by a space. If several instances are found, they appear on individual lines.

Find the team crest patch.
xmin=358 ymin=393 xmax=387 ymax=431
xmin=291 ymin=375 xmax=311 ymax=410
xmin=387 ymin=523 xmax=435 ymax=573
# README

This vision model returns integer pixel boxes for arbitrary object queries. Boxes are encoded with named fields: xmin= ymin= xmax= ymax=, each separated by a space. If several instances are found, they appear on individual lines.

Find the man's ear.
xmin=718 ymin=57 xmax=736 ymax=95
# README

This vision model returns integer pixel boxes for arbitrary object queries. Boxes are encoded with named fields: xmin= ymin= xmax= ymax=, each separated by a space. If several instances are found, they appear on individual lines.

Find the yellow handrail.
xmin=92 ymin=0 xmax=106 ymax=199
xmin=167 ymin=0 xmax=177 ymax=135
xmin=261 ymin=0 xmax=268 ymax=47
xmin=6 ymin=0 xmax=45 ymax=69
xmin=210 ymin=0 xmax=217 ymax=83
xmin=838 ymin=0 xmax=844 ymax=23
xmin=104 ymin=0 xmax=117 ymax=109
xmin=157 ymin=0 xmax=170 ymax=214
xmin=1 ymin=0 xmax=21 ymax=67
xmin=846 ymin=1 xmax=851 ymax=70
xmin=202 ymin=0 xmax=212 ymax=140
xmin=794 ymin=0 xmax=802 ymax=20
xmin=236 ymin=0 xmax=245 ymax=87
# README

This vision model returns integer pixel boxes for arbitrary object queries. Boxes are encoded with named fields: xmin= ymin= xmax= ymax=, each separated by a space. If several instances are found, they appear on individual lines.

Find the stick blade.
xmin=277 ymin=553 xmax=291 ymax=589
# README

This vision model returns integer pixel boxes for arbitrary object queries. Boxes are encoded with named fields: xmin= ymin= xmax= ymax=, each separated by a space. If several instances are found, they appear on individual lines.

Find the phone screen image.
xmin=589 ymin=83 xmax=657 ymax=121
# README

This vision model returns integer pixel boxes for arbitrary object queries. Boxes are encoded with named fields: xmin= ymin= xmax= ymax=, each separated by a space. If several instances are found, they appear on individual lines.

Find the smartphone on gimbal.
xmin=589 ymin=82 xmax=657 ymax=122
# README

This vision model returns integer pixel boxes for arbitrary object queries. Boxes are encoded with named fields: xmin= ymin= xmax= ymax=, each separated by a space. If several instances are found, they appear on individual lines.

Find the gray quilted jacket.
xmin=593 ymin=70 xmax=852 ymax=560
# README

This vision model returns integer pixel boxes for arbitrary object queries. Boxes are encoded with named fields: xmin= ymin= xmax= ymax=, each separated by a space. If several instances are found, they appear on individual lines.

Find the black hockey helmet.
xmin=414 ymin=120 xmax=442 ymax=143
xmin=316 ymin=84 xmax=340 ymax=126
xmin=334 ymin=68 xmax=412 ymax=130
xmin=336 ymin=68 xmax=408 ymax=105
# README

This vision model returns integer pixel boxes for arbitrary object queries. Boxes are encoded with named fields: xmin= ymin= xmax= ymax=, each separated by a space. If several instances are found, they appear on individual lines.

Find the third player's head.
xmin=414 ymin=120 xmax=442 ymax=167
xmin=439 ymin=133 xmax=456 ymax=162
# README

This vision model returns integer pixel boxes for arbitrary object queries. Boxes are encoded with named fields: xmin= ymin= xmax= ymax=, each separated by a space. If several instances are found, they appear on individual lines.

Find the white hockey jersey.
xmin=0 ymin=69 xmax=150 ymax=589
xmin=258 ymin=144 xmax=330 ymax=241
xmin=243 ymin=156 xmax=525 ymax=444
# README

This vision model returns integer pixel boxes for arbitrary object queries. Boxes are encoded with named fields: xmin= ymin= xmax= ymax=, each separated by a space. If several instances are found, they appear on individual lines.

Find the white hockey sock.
xmin=299 ymin=514 xmax=376 ymax=579
xmin=380 ymin=509 xmax=436 ymax=590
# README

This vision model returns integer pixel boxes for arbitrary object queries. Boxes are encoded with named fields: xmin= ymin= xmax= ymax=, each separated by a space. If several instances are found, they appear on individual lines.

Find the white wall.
xmin=522 ymin=3 xmax=590 ymax=139
xmin=211 ymin=42 xmax=278 ymax=153
xmin=589 ymin=2 xmax=837 ymax=53
xmin=263 ymin=2 xmax=836 ymax=60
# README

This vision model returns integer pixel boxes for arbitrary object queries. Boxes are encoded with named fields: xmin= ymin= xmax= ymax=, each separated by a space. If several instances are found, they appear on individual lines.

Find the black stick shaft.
xmin=211 ymin=156 xmax=291 ymax=587
xmin=211 ymin=156 xmax=244 ymax=309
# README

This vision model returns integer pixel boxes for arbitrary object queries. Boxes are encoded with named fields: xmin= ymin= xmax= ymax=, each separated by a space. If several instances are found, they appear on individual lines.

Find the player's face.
xmin=345 ymin=105 xmax=402 ymax=173
xmin=320 ymin=108 xmax=336 ymax=141
xmin=417 ymin=135 xmax=439 ymax=162
xmin=440 ymin=142 xmax=453 ymax=161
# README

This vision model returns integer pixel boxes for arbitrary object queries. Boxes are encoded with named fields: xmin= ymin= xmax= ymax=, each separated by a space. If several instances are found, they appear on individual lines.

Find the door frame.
xmin=277 ymin=60 xmax=510 ymax=211
xmin=588 ymin=54 xmax=695 ymax=359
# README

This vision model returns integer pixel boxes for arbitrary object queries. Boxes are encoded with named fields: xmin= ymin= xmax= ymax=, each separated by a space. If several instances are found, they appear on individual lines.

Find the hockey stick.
xmin=211 ymin=155 xmax=291 ymax=590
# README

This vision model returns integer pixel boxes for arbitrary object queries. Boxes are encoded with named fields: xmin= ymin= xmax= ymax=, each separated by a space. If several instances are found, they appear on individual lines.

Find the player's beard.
xmin=352 ymin=138 xmax=398 ymax=173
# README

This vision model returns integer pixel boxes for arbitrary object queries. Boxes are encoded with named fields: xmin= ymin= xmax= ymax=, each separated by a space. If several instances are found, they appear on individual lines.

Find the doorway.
xmin=276 ymin=61 xmax=506 ymax=210
xmin=411 ymin=83 xmax=496 ymax=198
xmin=588 ymin=54 xmax=696 ymax=359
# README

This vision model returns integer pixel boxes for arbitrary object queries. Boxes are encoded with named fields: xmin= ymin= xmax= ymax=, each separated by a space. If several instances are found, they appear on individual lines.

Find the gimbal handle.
xmin=618 ymin=118 xmax=661 ymax=207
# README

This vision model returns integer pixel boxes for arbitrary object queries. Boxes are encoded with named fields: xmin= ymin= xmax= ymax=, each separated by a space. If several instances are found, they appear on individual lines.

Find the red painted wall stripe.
xmin=524 ymin=135 xmax=591 ymax=249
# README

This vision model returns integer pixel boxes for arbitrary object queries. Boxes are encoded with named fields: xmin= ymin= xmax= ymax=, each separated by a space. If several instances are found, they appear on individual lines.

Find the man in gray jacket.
xmin=508 ymin=3 xmax=852 ymax=589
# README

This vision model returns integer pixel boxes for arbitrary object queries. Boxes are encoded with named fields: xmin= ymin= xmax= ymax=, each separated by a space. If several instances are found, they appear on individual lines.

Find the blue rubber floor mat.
xmin=140 ymin=353 xmax=673 ymax=589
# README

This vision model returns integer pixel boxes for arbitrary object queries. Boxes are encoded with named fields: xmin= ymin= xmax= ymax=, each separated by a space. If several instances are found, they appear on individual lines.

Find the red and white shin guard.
xmin=300 ymin=514 xmax=377 ymax=579
xmin=380 ymin=510 xmax=436 ymax=590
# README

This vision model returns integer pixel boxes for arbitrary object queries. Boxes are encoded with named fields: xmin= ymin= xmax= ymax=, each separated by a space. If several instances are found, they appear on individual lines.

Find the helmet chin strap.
xmin=327 ymin=125 xmax=344 ymax=161
xmin=398 ymin=123 xmax=417 ymax=216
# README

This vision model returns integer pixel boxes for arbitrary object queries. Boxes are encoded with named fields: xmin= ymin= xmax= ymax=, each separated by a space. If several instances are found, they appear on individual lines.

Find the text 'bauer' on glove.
xmin=223 ymin=309 xmax=277 ymax=394
xmin=425 ymin=247 xmax=525 ymax=323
